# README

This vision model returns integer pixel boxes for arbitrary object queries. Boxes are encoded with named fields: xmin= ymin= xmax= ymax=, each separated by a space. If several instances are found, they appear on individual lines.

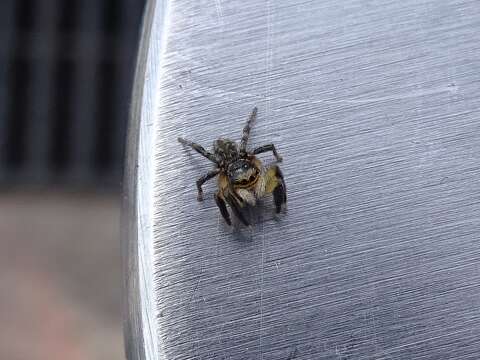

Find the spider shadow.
xmin=227 ymin=197 xmax=286 ymax=242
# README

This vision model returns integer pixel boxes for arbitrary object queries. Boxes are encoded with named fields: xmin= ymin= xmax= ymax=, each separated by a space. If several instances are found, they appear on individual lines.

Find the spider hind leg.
xmin=178 ymin=137 xmax=217 ymax=163
xmin=240 ymin=107 xmax=258 ymax=153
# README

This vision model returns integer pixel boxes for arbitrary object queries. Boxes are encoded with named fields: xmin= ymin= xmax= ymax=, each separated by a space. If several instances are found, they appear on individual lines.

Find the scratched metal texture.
xmin=124 ymin=0 xmax=480 ymax=359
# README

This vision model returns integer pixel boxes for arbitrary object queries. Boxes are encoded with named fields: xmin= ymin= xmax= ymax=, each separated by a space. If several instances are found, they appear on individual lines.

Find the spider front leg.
xmin=225 ymin=192 xmax=250 ymax=226
xmin=214 ymin=191 xmax=231 ymax=225
xmin=265 ymin=165 xmax=287 ymax=213
xmin=253 ymin=144 xmax=283 ymax=162
xmin=196 ymin=169 xmax=220 ymax=201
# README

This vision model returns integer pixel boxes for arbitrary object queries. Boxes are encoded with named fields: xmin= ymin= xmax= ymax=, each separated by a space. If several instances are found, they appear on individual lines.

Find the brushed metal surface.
xmin=124 ymin=0 xmax=480 ymax=359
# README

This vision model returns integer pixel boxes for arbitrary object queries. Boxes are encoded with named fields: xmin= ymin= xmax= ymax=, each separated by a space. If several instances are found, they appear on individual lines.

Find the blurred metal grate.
xmin=0 ymin=0 xmax=145 ymax=189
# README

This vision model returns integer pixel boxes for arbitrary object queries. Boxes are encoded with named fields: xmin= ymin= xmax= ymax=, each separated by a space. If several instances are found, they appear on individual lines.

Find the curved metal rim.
xmin=122 ymin=1 xmax=169 ymax=359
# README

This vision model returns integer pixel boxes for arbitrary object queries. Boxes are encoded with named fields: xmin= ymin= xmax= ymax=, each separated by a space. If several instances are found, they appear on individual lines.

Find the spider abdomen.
xmin=213 ymin=138 xmax=239 ymax=162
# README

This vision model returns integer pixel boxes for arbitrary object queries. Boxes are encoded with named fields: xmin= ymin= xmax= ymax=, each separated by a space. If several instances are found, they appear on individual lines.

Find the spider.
xmin=178 ymin=107 xmax=287 ymax=226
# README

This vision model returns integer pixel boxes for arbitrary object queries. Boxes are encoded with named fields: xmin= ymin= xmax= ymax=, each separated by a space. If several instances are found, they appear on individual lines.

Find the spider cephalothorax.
xmin=178 ymin=107 xmax=286 ymax=226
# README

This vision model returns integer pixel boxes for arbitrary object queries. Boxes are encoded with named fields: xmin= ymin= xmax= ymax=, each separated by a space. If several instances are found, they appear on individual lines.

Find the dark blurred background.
xmin=0 ymin=0 xmax=145 ymax=359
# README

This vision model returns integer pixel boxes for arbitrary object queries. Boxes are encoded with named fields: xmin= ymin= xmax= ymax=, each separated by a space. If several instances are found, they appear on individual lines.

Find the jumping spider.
xmin=178 ymin=107 xmax=287 ymax=226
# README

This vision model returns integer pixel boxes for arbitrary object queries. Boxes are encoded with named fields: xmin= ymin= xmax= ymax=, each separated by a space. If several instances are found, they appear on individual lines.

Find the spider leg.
xmin=265 ymin=165 xmax=287 ymax=213
xmin=196 ymin=169 xmax=220 ymax=201
xmin=240 ymin=107 xmax=258 ymax=153
xmin=214 ymin=192 xmax=232 ymax=225
xmin=225 ymin=193 xmax=250 ymax=226
xmin=253 ymin=143 xmax=283 ymax=162
xmin=178 ymin=137 xmax=217 ymax=163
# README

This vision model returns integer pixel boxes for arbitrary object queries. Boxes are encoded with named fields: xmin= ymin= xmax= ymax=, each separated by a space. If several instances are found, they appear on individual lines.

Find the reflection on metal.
xmin=124 ymin=0 xmax=480 ymax=359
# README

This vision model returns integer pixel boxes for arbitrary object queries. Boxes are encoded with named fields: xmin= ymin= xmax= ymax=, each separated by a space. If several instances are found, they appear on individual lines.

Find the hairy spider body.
xmin=178 ymin=107 xmax=286 ymax=226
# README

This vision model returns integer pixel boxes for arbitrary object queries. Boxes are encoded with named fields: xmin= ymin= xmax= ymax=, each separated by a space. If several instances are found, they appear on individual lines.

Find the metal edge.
xmin=122 ymin=0 xmax=168 ymax=359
